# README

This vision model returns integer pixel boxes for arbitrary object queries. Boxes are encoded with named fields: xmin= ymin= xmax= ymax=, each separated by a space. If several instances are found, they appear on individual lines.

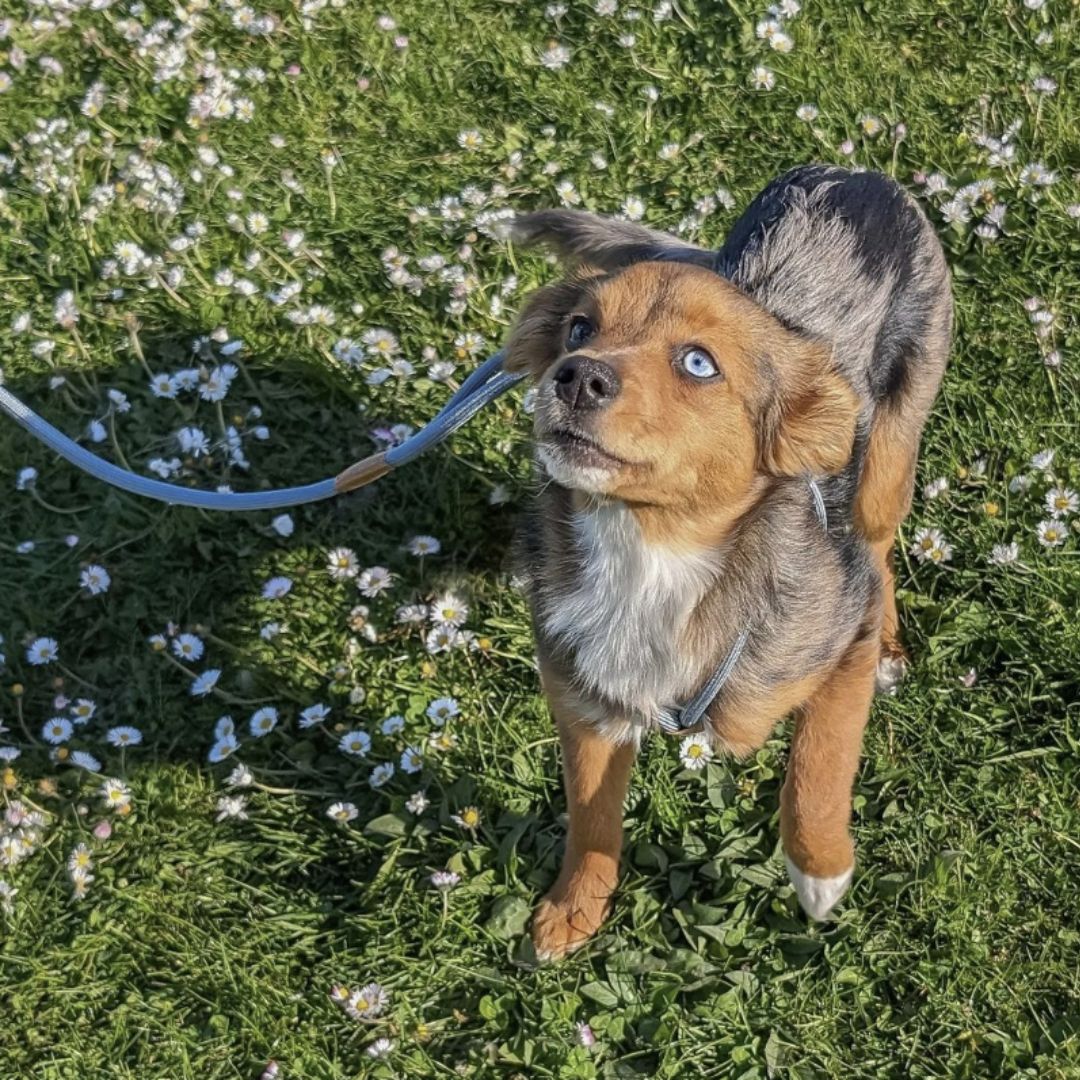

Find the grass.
xmin=1 ymin=0 xmax=1079 ymax=1076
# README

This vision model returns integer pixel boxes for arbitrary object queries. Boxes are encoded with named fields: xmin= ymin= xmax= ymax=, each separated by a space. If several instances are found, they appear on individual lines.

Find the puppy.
xmin=504 ymin=165 xmax=952 ymax=960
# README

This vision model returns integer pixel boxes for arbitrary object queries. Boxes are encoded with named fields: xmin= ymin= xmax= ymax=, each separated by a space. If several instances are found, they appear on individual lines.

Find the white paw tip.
xmin=784 ymin=855 xmax=853 ymax=921
xmin=875 ymin=654 xmax=908 ymax=696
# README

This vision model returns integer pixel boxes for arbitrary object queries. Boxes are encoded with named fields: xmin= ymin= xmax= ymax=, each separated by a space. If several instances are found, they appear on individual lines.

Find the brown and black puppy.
xmin=505 ymin=165 xmax=952 ymax=960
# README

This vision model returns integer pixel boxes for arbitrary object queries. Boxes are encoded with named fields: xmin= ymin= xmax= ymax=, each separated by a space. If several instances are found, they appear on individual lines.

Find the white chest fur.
xmin=542 ymin=501 xmax=717 ymax=737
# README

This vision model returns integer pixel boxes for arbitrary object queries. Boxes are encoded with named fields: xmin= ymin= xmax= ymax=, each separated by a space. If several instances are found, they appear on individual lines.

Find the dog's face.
xmin=506 ymin=216 xmax=859 ymax=512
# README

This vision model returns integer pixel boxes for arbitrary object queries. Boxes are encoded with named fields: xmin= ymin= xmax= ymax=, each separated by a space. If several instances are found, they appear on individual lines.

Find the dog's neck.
xmin=539 ymin=490 xmax=761 ymax=738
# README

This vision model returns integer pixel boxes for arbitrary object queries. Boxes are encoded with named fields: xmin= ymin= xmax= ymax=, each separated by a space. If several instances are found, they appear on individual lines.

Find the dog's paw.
xmin=875 ymin=650 xmax=909 ymax=696
xmin=531 ymin=890 xmax=609 ymax=962
xmin=784 ymin=854 xmax=853 ymax=921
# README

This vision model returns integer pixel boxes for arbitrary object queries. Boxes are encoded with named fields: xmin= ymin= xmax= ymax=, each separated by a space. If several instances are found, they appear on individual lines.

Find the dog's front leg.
xmin=779 ymin=631 xmax=879 ymax=920
xmin=532 ymin=679 xmax=635 ymax=961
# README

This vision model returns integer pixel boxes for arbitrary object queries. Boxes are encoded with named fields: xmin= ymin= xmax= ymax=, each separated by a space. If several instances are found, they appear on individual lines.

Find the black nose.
xmin=553 ymin=355 xmax=621 ymax=410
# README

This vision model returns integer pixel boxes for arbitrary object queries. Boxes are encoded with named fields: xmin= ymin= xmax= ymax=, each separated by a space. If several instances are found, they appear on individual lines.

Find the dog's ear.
xmin=513 ymin=209 xmax=714 ymax=273
xmin=759 ymin=339 xmax=860 ymax=478
xmin=503 ymin=273 xmax=593 ymax=375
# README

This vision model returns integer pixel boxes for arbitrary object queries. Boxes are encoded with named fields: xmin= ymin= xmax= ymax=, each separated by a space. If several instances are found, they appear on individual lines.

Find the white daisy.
xmin=369 ymin=762 xmax=394 ymax=788
xmin=406 ymin=535 xmax=441 ymax=557
xmin=1036 ymin=519 xmax=1066 ymax=547
xmin=339 ymin=730 xmax=372 ymax=757
xmin=380 ymin=715 xmax=405 ymax=735
xmin=429 ymin=593 xmax=468 ymax=627
xmin=327 ymin=547 xmax=359 ymax=581
xmin=426 ymin=697 xmax=460 ymax=725
xmin=26 ymin=637 xmax=59 ymax=665
xmin=42 ymin=717 xmax=74 ymax=745
xmin=357 ymin=566 xmax=394 ymax=597
xmin=1045 ymin=487 xmax=1078 ymax=518
xmin=262 ymin=576 xmax=293 ymax=599
xmin=190 ymin=669 xmax=222 ymax=697
xmin=249 ymin=706 xmax=279 ymax=737
xmin=172 ymin=633 xmax=205 ymax=662
xmin=679 ymin=733 xmax=713 ymax=770
xmin=910 ymin=527 xmax=953 ymax=564
xmin=299 ymin=703 xmax=331 ymax=728
xmin=107 ymin=726 xmax=143 ymax=747
xmin=327 ymin=801 xmax=358 ymax=823
xmin=400 ymin=745 xmax=423 ymax=773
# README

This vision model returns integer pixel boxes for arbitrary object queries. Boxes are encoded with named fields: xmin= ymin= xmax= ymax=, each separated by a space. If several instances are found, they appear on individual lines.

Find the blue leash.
xmin=0 ymin=350 xmax=522 ymax=510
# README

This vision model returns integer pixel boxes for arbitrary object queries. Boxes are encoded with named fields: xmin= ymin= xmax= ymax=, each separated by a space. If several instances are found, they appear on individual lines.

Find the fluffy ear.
xmin=759 ymin=342 xmax=860 ymax=477
xmin=503 ymin=275 xmax=591 ymax=375
xmin=512 ymin=209 xmax=715 ymax=273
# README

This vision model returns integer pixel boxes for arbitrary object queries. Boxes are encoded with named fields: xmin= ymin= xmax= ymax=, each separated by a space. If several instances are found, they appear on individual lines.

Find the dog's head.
xmin=506 ymin=210 xmax=858 ymax=512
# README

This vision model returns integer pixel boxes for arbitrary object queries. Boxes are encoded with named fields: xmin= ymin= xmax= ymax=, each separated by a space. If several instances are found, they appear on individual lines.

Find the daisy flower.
xmin=1045 ymin=487 xmax=1078 ymax=518
xmin=346 ymin=983 xmax=389 ymax=1020
xmin=42 ymin=717 xmax=74 ymax=745
xmin=366 ymin=1038 xmax=394 ymax=1059
xmin=101 ymin=778 xmax=132 ymax=810
xmin=400 ymin=745 xmax=423 ymax=773
xmin=430 ymin=869 xmax=461 ymax=890
xmin=429 ymin=593 xmax=468 ymax=627
xmin=70 ymin=751 xmax=102 ymax=772
xmin=172 ymin=633 xmax=205 ymax=662
xmin=380 ymin=715 xmax=405 ymax=735
xmin=71 ymin=699 xmax=96 ymax=723
xmin=426 ymin=697 xmax=460 ymax=725
xmin=327 ymin=547 xmax=359 ymax=581
xmin=425 ymin=626 xmax=460 ymax=654
xmin=457 ymin=129 xmax=484 ymax=151
xmin=249 ymin=706 xmax=279 ymax=737
xmin=215 ymin=795 xmax=248 ymax=821
xmin=1037 ymin=519 xmax=1067 ymax=547
xmin=751 ymin=66 xmax=776 ymax=91
xmin=396 ymin=604 xmax=428 ymax=624
xmin=910 ymin=527 xmax=953 ymax=564
xmin=262 ymin=576 xmax=293 ymax=599
xmin=226 ymin=764 xmax=254 ymax=788
xmin=107 ymin=726 xmax=142 ymax=747
xmin=796 ymin=103 xmax=819 ymax=121
xmin=539 ymin=43 xmax=571 ymax=69
xmin=989 ymin=542 xmax=1020 ymax=566
xmin=407 ymin=535 xmax=441 ymax=557
xmin=357 ymin=566 xmax=394 ymax=597
xmin=339 ymin=730 xmax=372 ymax=757
xmin=208 ymin=734 xmax=239 ymax=763
xmin=67 ymin=845 xmax=93 ymax=876
xmin=299 ymin=703 xmax=330 ymax=728
xmin=149 ymin=373 xmax=177 ymax=398
xmin=678 ymin=733 xmax=713 ymax=770
xmin=191 ymin=669 xmax=221 ymax=697
xmin=369 ymin=762 xmax=394 ymax=788
xmin=406 ymin=791 xmax=430 ymax=814
xmin=452 ymin=805 xmax=481 ymax=831
xmin=327 ymin=802 xmax=358 ymax=823
xmin=428 ymin=730 xmax=458 ymax=753
xmin=26 ymin=637 xmax=59 ymax=665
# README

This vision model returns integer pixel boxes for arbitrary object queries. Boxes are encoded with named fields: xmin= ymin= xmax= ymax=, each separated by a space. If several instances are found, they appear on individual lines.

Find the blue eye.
xmin=679 ymin=347 xmax=720 ymax=380
xmin=567 ymin=316 xmax=594 ymax=348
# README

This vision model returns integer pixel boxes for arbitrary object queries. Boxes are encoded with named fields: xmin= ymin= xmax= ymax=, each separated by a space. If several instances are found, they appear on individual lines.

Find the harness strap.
xmin=659 ymin=477 xmax=829 ymax=736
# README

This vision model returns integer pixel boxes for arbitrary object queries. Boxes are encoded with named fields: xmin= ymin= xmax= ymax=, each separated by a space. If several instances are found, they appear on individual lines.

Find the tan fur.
xmin=532 ymin=663 xmax=636 ymax=960
xmin=780 ymin=628 xmax=880 ymax=877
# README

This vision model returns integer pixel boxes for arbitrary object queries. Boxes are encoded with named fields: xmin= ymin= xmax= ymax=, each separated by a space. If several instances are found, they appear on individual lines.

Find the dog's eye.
xmin=566 ymin=316 xmax=594 ymax=349
xmin=679 ymin=347 xmax=721 ymax=380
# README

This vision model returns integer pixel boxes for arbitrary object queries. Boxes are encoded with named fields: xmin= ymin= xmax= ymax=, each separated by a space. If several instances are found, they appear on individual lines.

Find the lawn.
xmin=1 ymin=0 xmax=1079 ymax=1076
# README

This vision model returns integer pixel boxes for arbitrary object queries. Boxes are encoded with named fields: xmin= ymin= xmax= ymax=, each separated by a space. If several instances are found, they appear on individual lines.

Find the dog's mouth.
xmin=541 ymin=428 xmax=629 ymax=470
